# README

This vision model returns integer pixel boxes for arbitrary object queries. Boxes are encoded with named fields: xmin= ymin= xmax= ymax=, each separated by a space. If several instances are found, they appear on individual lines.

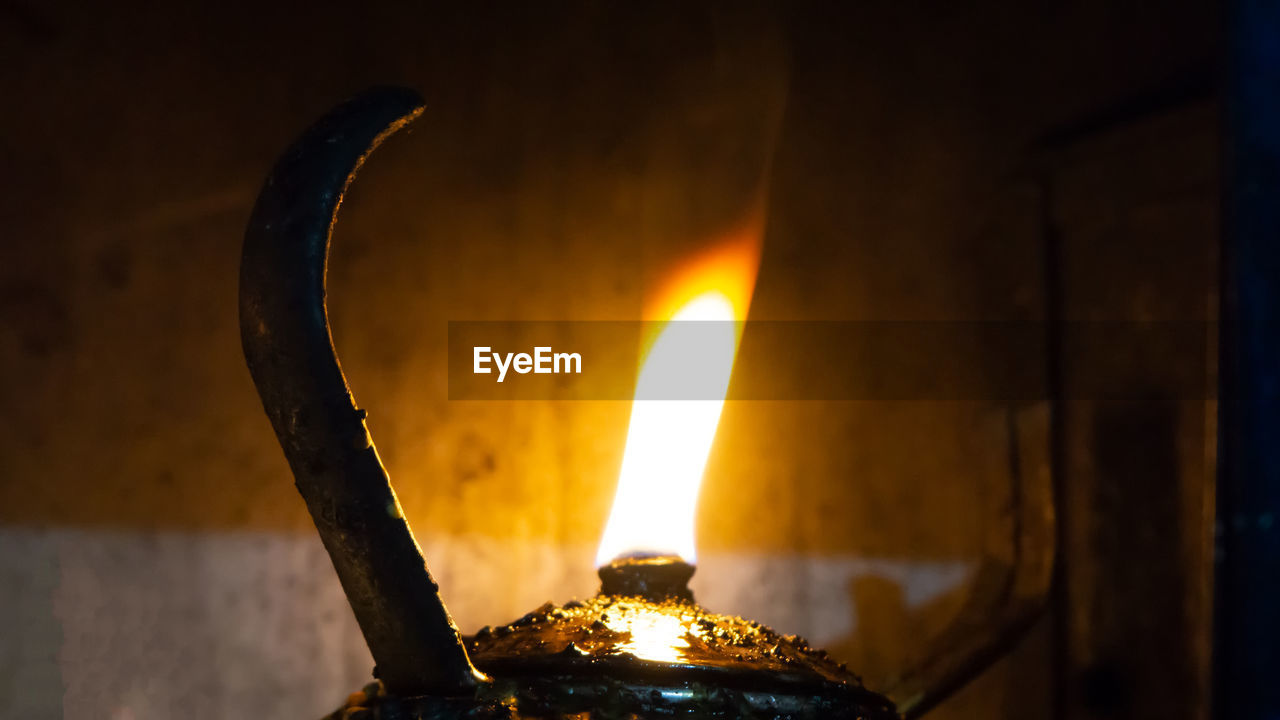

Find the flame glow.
xmin=603 ymin=607 xmax=692 ymax=663
xmin=595 ymin=238 xmax=759 ymax=567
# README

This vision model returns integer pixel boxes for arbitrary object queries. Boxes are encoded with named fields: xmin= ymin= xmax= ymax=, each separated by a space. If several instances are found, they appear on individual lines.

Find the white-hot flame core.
xmin=595 ymin=292 xmax=739 ymax=566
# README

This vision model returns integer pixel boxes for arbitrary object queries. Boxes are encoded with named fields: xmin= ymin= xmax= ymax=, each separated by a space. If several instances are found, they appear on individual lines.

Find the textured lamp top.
xmin=330 ymin=558 xmax=899 ymax=720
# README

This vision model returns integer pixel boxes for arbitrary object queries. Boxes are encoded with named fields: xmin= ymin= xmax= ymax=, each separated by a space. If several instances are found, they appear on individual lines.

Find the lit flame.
xmin=596 ymin=235 xmax=760 ymax=567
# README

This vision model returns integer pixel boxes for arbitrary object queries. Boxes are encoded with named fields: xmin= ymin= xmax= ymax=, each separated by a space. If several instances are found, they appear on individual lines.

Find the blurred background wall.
xmin=0 ymin=2 xmax=1216 ymax=719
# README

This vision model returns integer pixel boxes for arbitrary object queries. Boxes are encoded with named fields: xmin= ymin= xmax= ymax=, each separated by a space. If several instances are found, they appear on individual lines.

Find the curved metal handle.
xmin=240 ymin=87 xmax=484 ymax=696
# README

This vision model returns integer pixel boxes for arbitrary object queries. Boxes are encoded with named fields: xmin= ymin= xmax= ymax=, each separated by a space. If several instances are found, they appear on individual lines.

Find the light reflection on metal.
xmin=603 ymin=603 xmax=693 ymax=663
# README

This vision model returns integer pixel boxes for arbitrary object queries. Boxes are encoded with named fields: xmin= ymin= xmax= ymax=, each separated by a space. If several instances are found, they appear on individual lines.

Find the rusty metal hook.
xmin=240 ymin=87 xmax=485 ymax=696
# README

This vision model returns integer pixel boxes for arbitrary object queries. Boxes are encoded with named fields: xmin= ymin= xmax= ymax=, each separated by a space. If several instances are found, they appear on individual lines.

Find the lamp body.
xmin=327 ymin=562 xmax=898 ymax=720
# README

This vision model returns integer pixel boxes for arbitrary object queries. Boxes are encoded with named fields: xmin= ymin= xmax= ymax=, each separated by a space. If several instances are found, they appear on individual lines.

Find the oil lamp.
xmin=240 ymin=87 xmax=1052 ymax=720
